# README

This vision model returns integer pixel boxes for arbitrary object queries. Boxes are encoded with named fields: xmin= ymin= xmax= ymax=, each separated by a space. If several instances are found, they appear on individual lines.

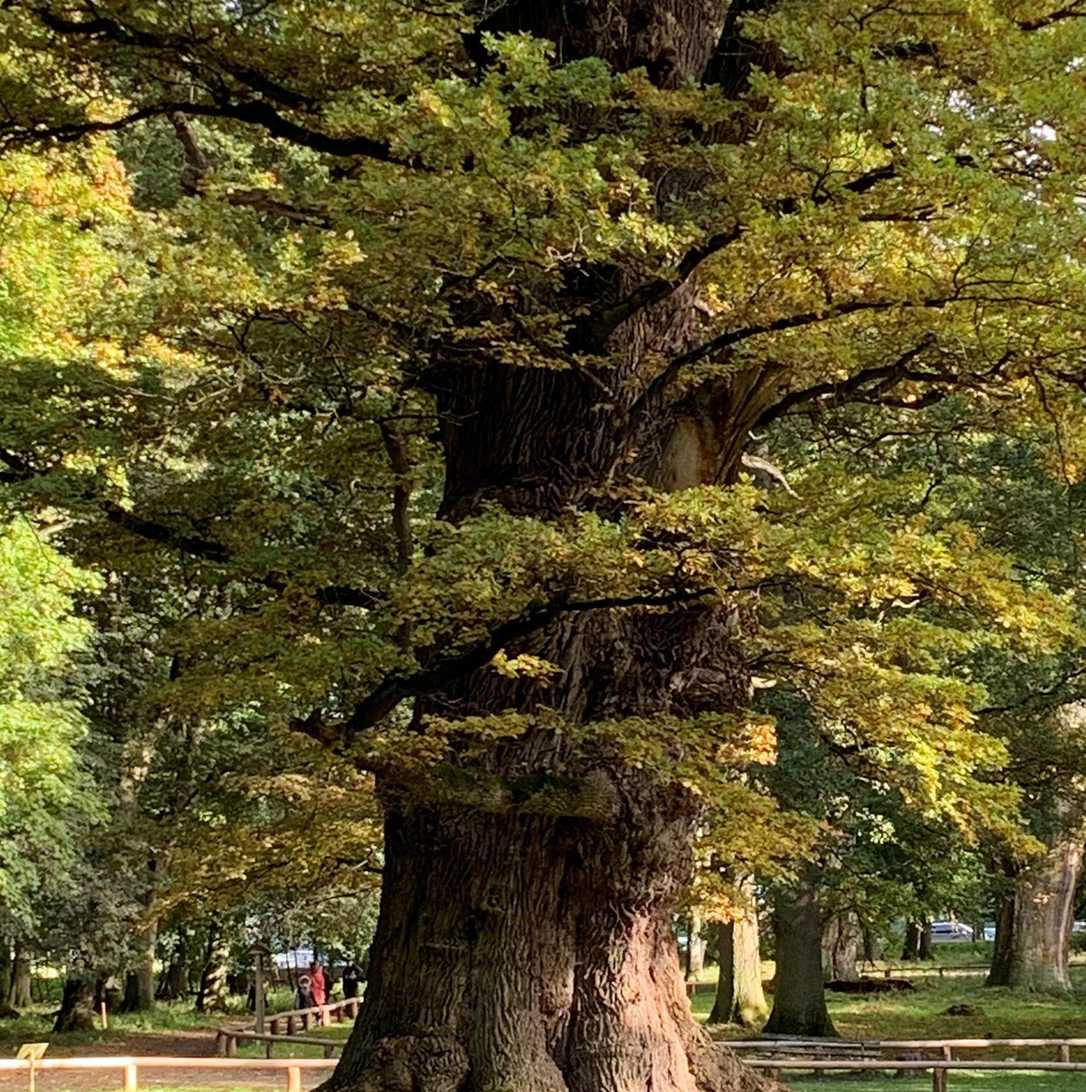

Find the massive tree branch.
xmin=297 ymin=587 xmax=719 ymax=741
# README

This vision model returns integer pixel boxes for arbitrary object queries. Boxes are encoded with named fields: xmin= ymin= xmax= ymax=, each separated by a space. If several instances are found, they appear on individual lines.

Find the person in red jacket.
xmin=309 ymin=961 xmax=327 ymax=1013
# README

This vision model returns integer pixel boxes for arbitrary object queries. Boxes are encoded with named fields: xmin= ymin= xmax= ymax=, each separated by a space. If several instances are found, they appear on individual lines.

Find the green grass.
xmin=787 ymin=1075 xmax=1086 ymax=1092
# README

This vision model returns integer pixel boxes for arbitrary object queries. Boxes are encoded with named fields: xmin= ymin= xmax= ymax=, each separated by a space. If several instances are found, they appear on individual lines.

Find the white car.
xmin=930 ymin=921 xmax=974 ymax=942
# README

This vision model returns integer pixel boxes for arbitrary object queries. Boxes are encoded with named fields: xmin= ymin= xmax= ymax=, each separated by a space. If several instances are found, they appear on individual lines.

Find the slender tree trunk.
xmin=861 ymin=923 xmax=877 ymax=966
xmin=196 ymin=921 xmax=229 ymax=1013
xmin=55 ymin=975 xmax=97 ymax=1032
xmin=709 ymin=881 xmax=768 ymax=1028
xmin=918 ymin=921 xmax=933 ymax=961
xmin=987 ymin=887 xmax=1016 ymax=986
xmin=764 ymin=875 xmax=837 ymax=1038
xmin=9 ymin=949 xmax=31 ymax=1009
xmin=901 ymin=920 xmax=921 ymax=961
xmin=158 ymin=928 xmax=189 ymax=1000
xmin=685 ymin=913 xmax=707 ymax=983
xmin=821 ymin=913 xmax=860 ymax=983
xmin=987 ymin=837 xmax=1083 ymax=993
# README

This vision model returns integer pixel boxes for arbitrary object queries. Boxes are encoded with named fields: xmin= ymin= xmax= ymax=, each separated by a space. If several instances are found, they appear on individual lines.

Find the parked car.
xmin=930 ymin=921 xmax=974 ymax=942
xmin=1073 ymin=920 xmax=1086 ymax=934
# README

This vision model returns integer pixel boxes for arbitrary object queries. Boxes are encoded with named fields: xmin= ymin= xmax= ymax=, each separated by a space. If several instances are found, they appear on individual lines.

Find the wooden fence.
xmin=726 ymin=1035 xmax=1086 ymax=1062
xmin=3 ymin=1054 xmax=1086 ymax=1092
xmin=264 ymin=998 xmax=359 ymax=1036
xmin=0 ymin=1056 xmax=336 ymax=1092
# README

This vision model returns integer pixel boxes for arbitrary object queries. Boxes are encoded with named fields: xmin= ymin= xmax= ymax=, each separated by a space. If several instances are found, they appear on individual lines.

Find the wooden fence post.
xmin=1059 ymin=1045 xmax=1071 ymax=1063
xmin=287 ymin=1016 xmax=297 ymax=1035
xmin=226 ymin=1035 xmax=238 ymax=1058
xmin=270 ymin=1018 xmax=281 ymax=1036
xmin=287 ymin=1066 xmax=301 ymax=1092
xmin=123 ymin=1063 xmax=138 ymax=1092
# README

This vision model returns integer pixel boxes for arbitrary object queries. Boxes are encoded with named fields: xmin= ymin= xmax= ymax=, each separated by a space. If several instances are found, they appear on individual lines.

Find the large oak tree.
xmin=4 ymin=2 xmax=1086 ymax=1089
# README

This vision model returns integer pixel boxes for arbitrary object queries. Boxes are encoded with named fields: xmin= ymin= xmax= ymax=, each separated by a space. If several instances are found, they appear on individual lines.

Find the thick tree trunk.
xmin=323 ymin=6 xmax=787 ymax=1089
xmin=901 ymin=921 xmax=932 ymax=961
xmin=821 ymin=914 xmax=859 ymax=983
xmin=764 ymin=877 xmax=837 ymax=1038
xmin=158 ymin=929 xmax=189 ymax=1000
xmin=332 ymin=794 xmax=768 ymax=1092
xmin=55 ymin=976 xmax=97 ymax=1032
xmin=987 ymin=837 xmax=1083 ymax=993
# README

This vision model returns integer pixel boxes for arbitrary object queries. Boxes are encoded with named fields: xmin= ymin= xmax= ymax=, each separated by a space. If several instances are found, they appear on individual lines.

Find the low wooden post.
xmin=270 ymin=1018 xmax=281 ymax=1036
xmin=1060 ymin=1044 xmax=1071 ymax=1063
xmin=942 ymin=1045 xmax=953 ymax=1062
xmin=123 ymin=1062 xmax=138 ymax=1092
xmin=931 ymin=1064 xmax=948 ymax=1092
xmin=215 ymin=1031 xmax=226 ymax=1056
xmin=323 ymin=1045 xmax=335 ymax=1059
xmin=265 ymin=1041 xmax=274 ymax=1059
xmin=333 ymin=1005 xmax=343 ymax=1024
xmin=286 ymin=1016 xmax=297 ymax=1035
xmin=287 ymin=1066 xmax=301 ymax=1092
xmin=226 ymin=1035 xmax=238 ymax=1057
xmin=100 ymin=1002 xmax=108 ymax=1030
xmin=301 ymin=1012 xmax=310 ymax=1031
xmin=321 ymin=1005 xmax=330 ymax=1027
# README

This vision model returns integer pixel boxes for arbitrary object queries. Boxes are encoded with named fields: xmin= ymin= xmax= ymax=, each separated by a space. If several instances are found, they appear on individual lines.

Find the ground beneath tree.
xmin=0 ymin=1029 xmax=328 ymax=1092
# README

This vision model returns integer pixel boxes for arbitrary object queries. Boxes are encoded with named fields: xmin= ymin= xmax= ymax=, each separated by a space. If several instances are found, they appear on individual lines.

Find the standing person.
xmin=341 ymin=959 xmax=361 ymax=1001
xmin=309 ymin=960 xmax=327 ymax=1022
xmin=295 ymin=974 xmax=313 ymax=1012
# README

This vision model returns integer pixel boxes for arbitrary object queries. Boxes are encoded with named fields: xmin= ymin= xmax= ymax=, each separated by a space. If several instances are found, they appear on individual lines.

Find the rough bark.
xmin=9 ymin=948 xmax=31 ymax=1009
xmin=322 ymin=5 xmax=788 ymax=1090
xmin=987 ymin=888 xmax=1016 ymax=986
xmin=764 ymin=877 xmax=837 ymax=1038
xmin=708 ymin=909 xmax=768 ymax=1027
xmin=196 ymin=922 xmax=229 ymax=1013
xmin=54 ymin=976 xmax=97 ymax=1032
xmin=158 ymin=929 xmax=190 ymax=1000
xmin=987 ymin=836 xmax=1083 ymax=993
xmin=821 ymin=913 xmax=860 ymax=983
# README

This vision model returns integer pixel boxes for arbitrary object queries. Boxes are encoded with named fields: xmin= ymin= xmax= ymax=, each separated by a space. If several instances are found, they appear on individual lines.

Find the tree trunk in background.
xmin=685 ymin=913 xmax=707 ymax=984
xmin=709 ymin=882 xmax=768 ymax=1027
xmin=196 ymin=922 xmax=229 ymax=1013
xmin=54 ymin=976 xmax=96 ymax=1032
xmin=822 ymin=913 xmax=860 ymax=982
xmin=8 ymin=948 xmax=31 ymax=1009
xmin=861 ymin=923 xmax=877 ymax=966
xmin=988 ymin=836 xmax=1083 ymax=993
xmin=987 ymin=887 xmax=1016 ymax=986
xmin=901 ymin=920 xmax=921 ymax=961
xmin=710 ymin=922 xmax=737 ymax=1026
xmin=918 ymin=921 xmax=933 ymax=961
xmin=158 ymin=928 xmax=189 ymax=1000
xmin=764 ymin=876 xmax=837 ymax=1038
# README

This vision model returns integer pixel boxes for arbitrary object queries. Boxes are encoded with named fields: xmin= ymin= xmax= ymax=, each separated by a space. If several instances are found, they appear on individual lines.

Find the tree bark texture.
xmin=764 ymin=878 xmax=837 ymax=1038
xmin=9 ymin=948 xmax=31 ymax=1009
xmin=708 ymin=879 xmax=768 ymax=1028
xmin=821 ymin=914 xmax=859 ymax=983
xmin=196 ymin=923 xmax=229 ymax=1013
xmin=327 ymin=4 xmax=790 ymax=1090
xmin=986 ymin=836 xmax=1083 ymax=993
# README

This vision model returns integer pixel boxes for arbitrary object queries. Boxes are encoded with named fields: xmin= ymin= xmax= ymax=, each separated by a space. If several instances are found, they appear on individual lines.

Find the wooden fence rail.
xmin=263 ymin=998 xmax=359 ymax=1036
xmin=725 ymin=1035 xmax=1086 ymax=1062
xmin=745 ymin=1056 xmax=1086 ymax=1092
xmin=2 ymin=1054 xmax=1084 ymax=1092
xmin=216 ymin=1030 xmax=343 ymax=1058
xmin=0 ymin=1056 xmax=337 ymax=1092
